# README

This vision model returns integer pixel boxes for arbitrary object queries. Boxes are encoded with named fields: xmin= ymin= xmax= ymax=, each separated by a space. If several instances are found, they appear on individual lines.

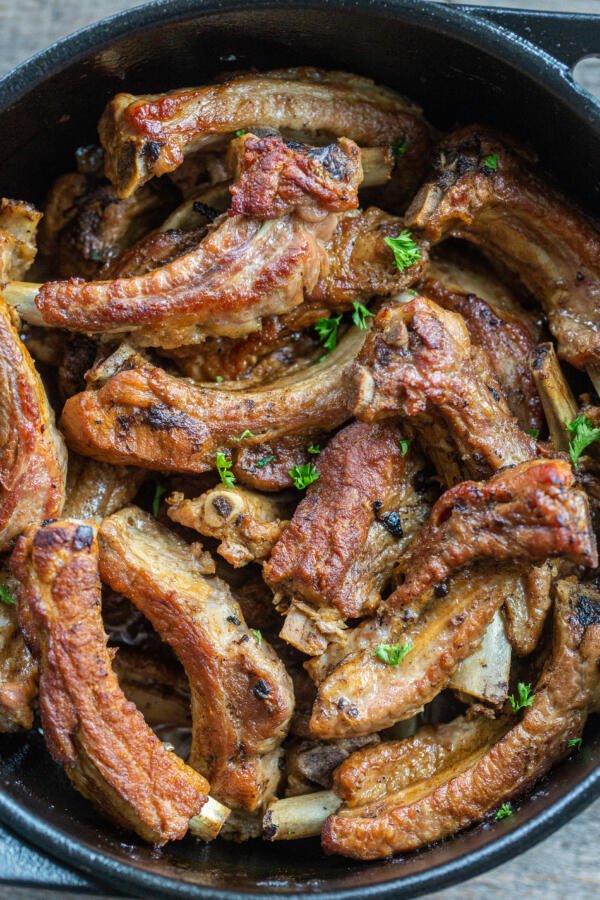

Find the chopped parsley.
xmin=384 ymin=230 xmax=421 ymax=272
xmin=289 ymin=462 xmax=319 ymax=490
xmin=251 ymin=629 xmax=262 ymax=647
xmin=215 ymin=375 xmax=223 ymax=383
xmin=234 ymin=128 xmax=247 ymax=137
xmin=399 ymin=439 xmax=411 ymax=457
xmin=307 ymin=444 xmax=321 ymax=455
xmin=482 ymin=153 xmax=499 ymax=171
xmin=314 ymin=315 xmax=342 ymax=353
xmin=508 ymin=682 xmax=535 ymax=714
xmin=216 ymin=451 xmax=236 ymax=488
xmin=392 ymin=136 xmax=408 ymax=158
xmin=568 ymin=737 xmax=583 ymax=751
xmin=566 ymin=414 xmax=600 ymax=466
xmin=256 ymin=455 xmax=276 ymax=469
xmin=527 ymin=427 xmax=540 ymax=439
xmin=495 ymin=802 xmax=513 ymax=821
xmin=374 ymin=641 xmax=413 ymax=667
xmin=352 ymin=300 xmax=374 ymax=330
xmin=232 ymin=429 xmax=255 ymax=442
xmin=0 ymin=585 xmax=15 ymax=606
xmin=152 ymin=480 xmax=168 ymax=517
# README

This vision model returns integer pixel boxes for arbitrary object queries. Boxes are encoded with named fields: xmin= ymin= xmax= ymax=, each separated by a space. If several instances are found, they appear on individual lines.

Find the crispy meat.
xmin=309 ymin=459 xmax=596 ymax=738
xmin=322 ymin=579 xmax=600 ymax=858
xmin=0 ymin=198 xmax=41 ymax=280
xmin=387 ymin=458 xmax=596 ymax=614
xmin=33 ymin=136 xmax=364 ymax=347
xmin=62 ymin=454 xmax=145 ymax=520
xmin=233 ymin=432 xmax=324 ymax=493
xmin=0 ymin=296 xmax=67 ymax=551
xmin=406 ymin=125 xmax=600 ymax=372
xmin=353 ymin=297 xmax=537 ymax=484
xmin=423 ymin=270 xmax=543 ymax=433
xmin=503 ymin=561 xmax=555 ymax=656
xmin=264 ymin=422 xmax=430 ymax=619
xmin=10 ymin=520 xmax=210 ymax=844
xmin=60 ymin=330 xmax=363 ymax=473
xmin=98 ymin=507 xmax=295 ymax=811
xmin=167 ymin=485 xmax=291 ymax=568
xmin=99 ymin=68 xmax=431 ymax=198
xmin=286 ymin=735 xmax=380 ymax=796
xmin=0 ymin=567 xmax=37 ymax=732
xmin=105 ymin=226 xmax=208 ymax=278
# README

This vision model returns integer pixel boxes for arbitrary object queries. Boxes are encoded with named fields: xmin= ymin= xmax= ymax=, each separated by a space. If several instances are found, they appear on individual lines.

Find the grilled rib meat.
xmin=406 ymin=125 xmax=600 ymax=372
xmin=0 ymin=198 xmax=41 ymax=280
xmin=309 ymin=459 xmax=597 ymax=738
xmin=0 ymin=567 xmax=37 ymax=732
xmin=33 ymin=135 xmax=364 ymax=347
xmin=0 ymin=296 xmax=67 ymax=551
xmin=264 ymin=422 xmax=430 ymax=622
xmin=168 ymin=485 xmax=290 ymax=568
xmin=98 ymin=507 xmax=295 ymax=811
xmin=233 ymin=432 xmax=325 ymax=493
xmin=10 ymin=520 xmax=210 ymax=844
xmin=99 ymin=68 xmax=431 ymax=198
xmin=322 ymin=579 xmax=600 ymax=858
xmin=423 ymin=268 xmax=543 ymax=433
xmin=353 ymin=297 xmax=537 ymax=484
xmin=60 ymin=331 xmax=364 ymax=473
xmin=62 ymin=454 xmax=145 ymax=520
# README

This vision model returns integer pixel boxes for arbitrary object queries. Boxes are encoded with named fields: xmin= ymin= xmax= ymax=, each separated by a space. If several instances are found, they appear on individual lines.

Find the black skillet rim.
xmin=1 ymin=1 xmax=600 ymax=897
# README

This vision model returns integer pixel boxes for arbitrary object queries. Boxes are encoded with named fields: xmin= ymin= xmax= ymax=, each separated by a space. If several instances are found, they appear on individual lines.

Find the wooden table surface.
xmin=0 ymin=0 xmax=599 ymax=897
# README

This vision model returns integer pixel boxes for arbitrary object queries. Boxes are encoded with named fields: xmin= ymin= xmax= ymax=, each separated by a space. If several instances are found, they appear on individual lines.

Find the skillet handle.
xmin=460 ymin=5 xmax=600 ymax=69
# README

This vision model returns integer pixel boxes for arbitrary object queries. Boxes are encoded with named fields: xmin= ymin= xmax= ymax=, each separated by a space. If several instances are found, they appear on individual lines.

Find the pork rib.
xmin=10 ymin=520 xmax=213 ymax=844
xmin=98 ymin=68 xmax=432 ymax=198
xmin=322 ymin=579 xmax=600 ymax=858
xmin=98 ymin=507 xmax=295 ymax=812
xmin=406 ymin=125 xmax=600 ymax=373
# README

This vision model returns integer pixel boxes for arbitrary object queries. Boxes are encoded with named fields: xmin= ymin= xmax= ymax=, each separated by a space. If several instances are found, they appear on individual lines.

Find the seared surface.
xmin=99 ymin=507 xmax=294 ymax=811
xmin=10 ymin=519 xmax=209 ymax=844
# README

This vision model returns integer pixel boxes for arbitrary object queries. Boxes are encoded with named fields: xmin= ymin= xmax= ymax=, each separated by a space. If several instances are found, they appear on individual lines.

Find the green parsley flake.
xmin=289 ymin=462 xmax=319 ymax=490
xmin=232 ymin=429 xmax=255 ymax=442
xmin=527 ymin=428 xmax=540 ymax=439
xmin=152 ymin=480 xmax=168 ymax=517
xmin=384 ymin=230 xmax=421 ymax=272
xmin=216 ymin=451 xmax=236 ymax=487
xmin=495 ymin=802 xmax=512 ymax=821
xmin=508 ymin=682 xmax=535 ymax=714
xmin=374 ymin=641 xmax=413 ymax=667
xmin=251 ymin=629 xmax=262 ymax=647
xmin=307 ymin=444 xmax=321 ymax=455
xmin=568 ymin=737 xmax=583 ymax=751
xmin=482 ymin=153 xmax=499 ymax=171
xmin=256 ymin=455 xmax=276 ymax=469
xmin=234 ymin=128 xmax=247 ymax=137
xmin=314 ymin=315 xmax=342 ymax=352
xmin=566 ymin=415 xmax=600 ymax=466
xmin=0 ymin=585 xmax=15 ymax=606
xmin=392 ymin=136 xmax=408 ymax=158
xmin=399 ymin=439 xmax=411 ymax=457
xmin=215 ymin=375 xmax=223 ymax=383
xmin=352 ymin=300 xmax=374 ymax=330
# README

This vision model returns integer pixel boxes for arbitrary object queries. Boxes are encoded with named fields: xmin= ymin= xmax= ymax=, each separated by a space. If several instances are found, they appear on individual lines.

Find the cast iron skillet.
xmin=0 ymin=2 xmax=599 ymax=897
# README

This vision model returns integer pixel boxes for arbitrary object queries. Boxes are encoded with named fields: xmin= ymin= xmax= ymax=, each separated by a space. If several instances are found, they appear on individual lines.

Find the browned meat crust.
xmin=322 ymin=579 xmax=600 ymax=858
xmin=60 ymin=331 xmax=364 ymax=473
xmin=233 ymin=432 xmax=325 ymax=493
xmin=422 ymin=275 xmax=543 ymax=433
xmin=286 ymin=734 xmax=380 ymax=796
xmin=353 ymin=297 xmax=537 ymax=484
xmin=406 ymin=125 xmax=600 ymax=372
xmin=10 ymin=520 xmax=209 ymax=844
xmin=34 ymin=136 xmax=364 ymax=347
xmin=98 ymin=507 xmax=294 ymax=811
xmin=309 ymin=459 xmax=596 ymax=738
xmin=264 ymin=422 xmax=429 ymax=619
xmin=167 ymin=485 xmax=290 ymax=568
xmin=503 ymin=561 xmax=555 ymax=656
xmin=0 ymin=568 xmax=37 ymax=732
xmin=229 ymin=134 xmax=362 ymax=219
xmin=99 ymin=68 xmax=431 ymax=198
xmin=0 ymin=297 xmax=67 ymax=551
xmin=105 ymin=227 xmax=208 ymax=278
xmin=62 ymin=454 xmax=145 ymax=520
xmin=0 ymin=198 xmax=41 ymax=280
xmin=388 ymin=458 xmax=596 ymax=613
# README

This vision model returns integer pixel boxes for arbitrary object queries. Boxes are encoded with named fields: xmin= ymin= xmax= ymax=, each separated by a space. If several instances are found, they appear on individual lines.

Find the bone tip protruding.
xmin=188 ymin=795 xmax=231 ymax=841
